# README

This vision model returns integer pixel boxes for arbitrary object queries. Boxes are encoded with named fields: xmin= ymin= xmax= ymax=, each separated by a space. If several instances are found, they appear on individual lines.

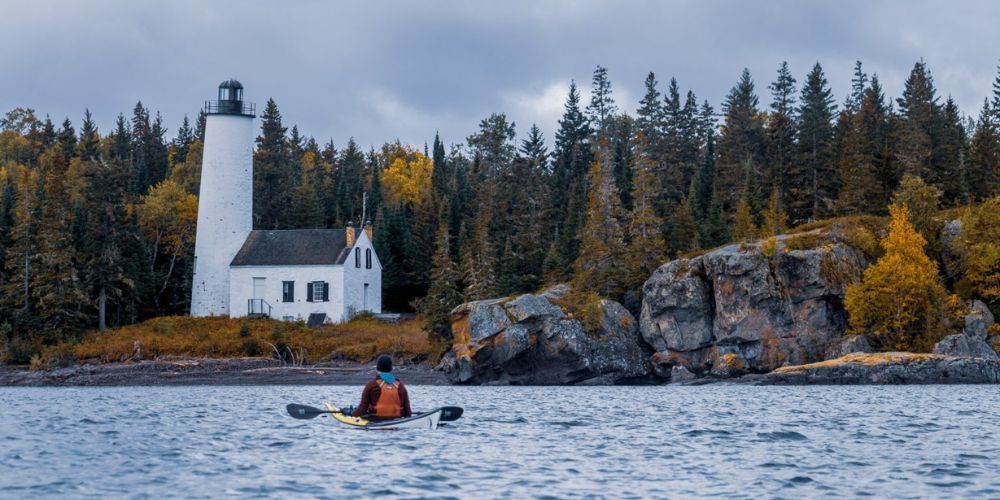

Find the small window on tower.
xmin=366 ymin=249 xmax=372 ymax=269
xmin=355 ymin=247 xmax=361 ymax=268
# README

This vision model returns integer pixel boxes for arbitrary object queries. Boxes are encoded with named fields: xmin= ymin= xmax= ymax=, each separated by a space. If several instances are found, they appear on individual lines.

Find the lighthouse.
xmin=190 ymin=80 xmax=256 ymax=316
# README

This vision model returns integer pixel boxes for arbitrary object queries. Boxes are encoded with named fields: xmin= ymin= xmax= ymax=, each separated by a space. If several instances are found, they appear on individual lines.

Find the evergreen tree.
xmin=551 ymin=81 xmax=593 ymax=278
xmin=56 ymin=117 xmax=76 ymax=162
xmin=624 ymin=143 xmax=667 ymax=288
xmin=838 ymin=76 xmax=892 ymax=214
xmin=636 ymin=72 xmax=664 ymax=144
xmin=173 ymin=115 xmax=194 ymax=164
xmin=717 ymin=68 xmax=767 ymax=215
xmin=766 ymin=62 xmax=797 ymax=198
xmin=668 ymin=192 xmax=700 ymax=256
xmin=936 ymin=97 xmax=967 ymax=204
xmin=572 ymin=154 xmax=626 ymax=298
xmin=792 ymin=62 xmax=837 ymax=221
xmin=968 ymin=98 xmax=1000 ymax=201
xmin=586 ymin=65 xmax=618 ymax=135
xmin=424 ymin=211 xmax=461 ymax=341
xmin=254 ymin=98 xmax=290 ymax=229
xmin=895 ymin=60 xmax=941 ymax=184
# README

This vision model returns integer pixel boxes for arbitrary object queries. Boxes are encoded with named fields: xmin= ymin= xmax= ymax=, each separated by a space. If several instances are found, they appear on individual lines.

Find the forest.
xmin=1 ymin=59 xmax=1000 ymax=359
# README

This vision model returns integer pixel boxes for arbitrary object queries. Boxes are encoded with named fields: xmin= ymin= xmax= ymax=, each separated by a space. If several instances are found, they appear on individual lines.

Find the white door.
xmin=253 ymin=278 xmax=266 ymax=300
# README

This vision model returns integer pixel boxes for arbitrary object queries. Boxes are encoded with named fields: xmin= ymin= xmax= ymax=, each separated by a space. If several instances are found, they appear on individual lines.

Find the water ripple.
xmin=0 ymin=385 xmax=998 ymax=497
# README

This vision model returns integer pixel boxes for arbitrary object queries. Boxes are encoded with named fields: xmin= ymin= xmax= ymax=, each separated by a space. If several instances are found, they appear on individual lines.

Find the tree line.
xmin=2 ymin=58 xmax=1000 ymax=358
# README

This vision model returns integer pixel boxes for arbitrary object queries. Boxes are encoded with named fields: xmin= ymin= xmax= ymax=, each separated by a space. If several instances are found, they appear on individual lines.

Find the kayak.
xmin=324 ymin=403 xmax=448 ymax=430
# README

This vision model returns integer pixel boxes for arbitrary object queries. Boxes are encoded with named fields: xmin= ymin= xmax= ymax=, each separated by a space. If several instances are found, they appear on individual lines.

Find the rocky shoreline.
xmin=0 ymin=358 xmax=449 ymax=387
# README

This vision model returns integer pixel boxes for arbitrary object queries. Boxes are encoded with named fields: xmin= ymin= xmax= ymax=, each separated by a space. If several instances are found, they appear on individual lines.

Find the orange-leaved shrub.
xmin=845 ymin=204 xmax=959 ymax=352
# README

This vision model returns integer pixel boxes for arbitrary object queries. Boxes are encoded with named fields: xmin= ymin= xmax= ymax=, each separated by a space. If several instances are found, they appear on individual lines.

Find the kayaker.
xmin=350 ymin=355 xmax=412 ymax=419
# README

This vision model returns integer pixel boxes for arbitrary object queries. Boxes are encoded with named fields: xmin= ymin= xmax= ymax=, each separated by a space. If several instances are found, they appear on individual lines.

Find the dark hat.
xmin=376 ymin=355 xmax=393 ymax=373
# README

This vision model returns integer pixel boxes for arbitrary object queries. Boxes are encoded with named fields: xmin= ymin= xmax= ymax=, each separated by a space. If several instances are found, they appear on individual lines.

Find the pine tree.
xmin=792 ymin=62 xmax=837 ymax=221
xmin=968 ymin=98 xmax=1000 ymax=201
xmin=461 ymin=211 xmax=497 ymax=301
xmin=173 ymin=115 xmax=194 ymax=164
xmin=254 ymin=98 xmax=290 ymax=229
xmin=624 ymin=144 xmax=667 ymax=288
xmin=586 ymin=65 xmax=618 ymax=135
xmin=551 ymin=81 xmax=593 ymax=275
xmin=895 ymin=60 xmax=941 ymax=184
xmin=838 ymin=76 xmax=892 ymax=214
xmin=77 ymin=109 xmax=100 ymax=161
xmin=936 ymin=97 xmax=967 ymax=204
xmin=668 ymin=192 xmax=700 ymax=256
xmin=717 ymin=68 xmax=767 ymax=215
xmin=424 ymin=211 xmax=461 ymax=340
xmin=56 ymin=117 xmax=77 ymax=162
xmin=572 ymin=154 xmax=626 ymax=298
xmin=636 ymin=72 xmax=664 ymax=144
xmin=766 ymin=61 xmax=797 ymax=198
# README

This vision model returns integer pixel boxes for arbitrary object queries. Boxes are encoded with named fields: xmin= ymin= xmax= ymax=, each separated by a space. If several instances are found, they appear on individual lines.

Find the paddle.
xmin=286 ymin=403 xmax=463 ymax=421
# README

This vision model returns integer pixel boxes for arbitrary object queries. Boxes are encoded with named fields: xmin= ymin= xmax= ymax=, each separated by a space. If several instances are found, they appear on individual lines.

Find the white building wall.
xmin=229 ymin=265 xmax=345 ymax=322
xmin=342 ymin=230 xmax=383 ymax=318
xmin=191 ymin=114 xmax=254 ymax=316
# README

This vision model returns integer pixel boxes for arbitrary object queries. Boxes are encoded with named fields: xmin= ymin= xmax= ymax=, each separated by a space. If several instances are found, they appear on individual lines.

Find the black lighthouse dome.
xmin=205 ymin=78 xmax=255 ymax=117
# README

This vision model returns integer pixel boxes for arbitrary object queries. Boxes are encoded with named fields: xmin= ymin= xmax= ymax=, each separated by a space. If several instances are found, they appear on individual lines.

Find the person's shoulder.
xmin=364 ymin=379 xmax=379 ymax=389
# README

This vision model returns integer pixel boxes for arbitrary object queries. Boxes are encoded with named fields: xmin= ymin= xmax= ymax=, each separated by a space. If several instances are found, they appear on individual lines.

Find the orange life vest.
xmin=373 ymin=378 xmax=403 ymax=418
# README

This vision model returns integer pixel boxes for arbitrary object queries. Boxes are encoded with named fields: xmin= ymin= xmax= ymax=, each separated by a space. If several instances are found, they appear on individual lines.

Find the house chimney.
xmin=363 ymin=220 xmax=373 ymax=241
xmin=346 ymin=221 xmax=356 ymax=247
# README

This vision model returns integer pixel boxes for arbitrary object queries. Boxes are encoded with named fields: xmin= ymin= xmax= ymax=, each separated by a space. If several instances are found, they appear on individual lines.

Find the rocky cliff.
xmin=441 ymin=285 xmax=648 ymax=385
xmin=639 ymin=232 xmax=869 ymax=378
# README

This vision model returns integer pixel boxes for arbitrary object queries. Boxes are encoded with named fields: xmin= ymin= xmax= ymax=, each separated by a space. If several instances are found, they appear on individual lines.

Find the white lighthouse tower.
xmin=190 ymin=79 xmax=255 ymax=316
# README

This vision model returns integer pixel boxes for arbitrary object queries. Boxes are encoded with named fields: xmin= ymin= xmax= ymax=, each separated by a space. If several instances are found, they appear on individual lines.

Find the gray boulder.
xmin=829 ymin=335 xmax=874 ymax=358
xmin=445 ymin=288 xmax=647 ymax=385
xmin=962 ymin=300 xmax=994 ymax=340
xmin=932 ymin=334 xmax=999 ymax=360
xmin=640 ymin=239 xmax=869 ymax=376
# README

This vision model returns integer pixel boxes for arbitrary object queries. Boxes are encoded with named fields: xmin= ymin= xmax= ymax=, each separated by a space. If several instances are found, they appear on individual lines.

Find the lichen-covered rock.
xmin=932 ymin=333 xmax=999 ymax=360
xmin=445 ymin=288 xmax=647 ymax=385
xmin=760 ymin=352 xmax=1000 ymax=384
xmin=640 ymin=239 xmax=869 ymax=376
xmin=830 ymin=335 xmax=874 ymax=358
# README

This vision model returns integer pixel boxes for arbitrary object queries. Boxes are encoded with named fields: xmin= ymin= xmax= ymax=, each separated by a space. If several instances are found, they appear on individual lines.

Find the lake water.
xmin=1 ymin=385 xmax=998 ymax=498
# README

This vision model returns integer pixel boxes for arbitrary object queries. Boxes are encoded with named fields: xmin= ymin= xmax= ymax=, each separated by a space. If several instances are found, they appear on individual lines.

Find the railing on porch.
xmin=248 ymin=299 xmax=272 ymax=318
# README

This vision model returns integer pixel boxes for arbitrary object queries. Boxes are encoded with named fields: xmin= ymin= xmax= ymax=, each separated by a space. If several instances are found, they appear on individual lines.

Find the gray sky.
xmin=3 ymin=0 xmax=999 ymax=150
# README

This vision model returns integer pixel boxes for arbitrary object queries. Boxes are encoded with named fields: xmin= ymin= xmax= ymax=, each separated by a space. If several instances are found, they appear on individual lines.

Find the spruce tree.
xmin=624 ymin=143 xmax=667 ymax=288
xmin=716 ymin=68 xmax=767 ymax=215
xmin=254 ymin=98 xmax=290 ymax=229
xmin=838 ymin=77 xmax=892 ymax=214
xmin=895 ymin=60 xmax=941 ymax=184
xmin=968 ymin=98 xmax=1000 ymax=201
xmin=586 ymin=65 xmax=618 ymax=136
xmin=551 ymin=81 xmax=593 ymax=276
xmin=424 ymin=211 xmax=461 ymax=340
xmin=936 ymin=97 xmax=967 ymax=204
xmin=792 ymin=62 xmax=837 ymax=222
xmin=766 ymin=62 xmax=797 ymax=198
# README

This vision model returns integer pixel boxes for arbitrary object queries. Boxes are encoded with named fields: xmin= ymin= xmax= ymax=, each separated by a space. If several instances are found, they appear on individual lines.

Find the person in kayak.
xmin=350 ymin=355 xmax=412 ymax=419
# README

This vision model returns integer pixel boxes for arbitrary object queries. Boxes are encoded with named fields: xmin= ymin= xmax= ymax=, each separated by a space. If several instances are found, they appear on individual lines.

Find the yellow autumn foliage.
xmin=958 ymin=196 xmax=1000 ymax=303
xmin=382 ymin=148 xmax=432 ymax=206
xmin=845 ymin=204 xmax=958 ymax=352
xmin=137 ymin=180 xmax=198 ymax=257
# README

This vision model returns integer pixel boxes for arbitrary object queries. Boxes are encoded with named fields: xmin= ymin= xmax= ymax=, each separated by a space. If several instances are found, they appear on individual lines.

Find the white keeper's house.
xmin=189 ymin=79 xmax=382 ymax=323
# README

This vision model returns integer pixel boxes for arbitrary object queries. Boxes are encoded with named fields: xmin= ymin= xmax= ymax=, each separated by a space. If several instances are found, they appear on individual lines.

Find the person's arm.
xmin=351 ymin=382 xmax=374 ymax=417
xmin=399 ymin=383 xmax=412 ymax=417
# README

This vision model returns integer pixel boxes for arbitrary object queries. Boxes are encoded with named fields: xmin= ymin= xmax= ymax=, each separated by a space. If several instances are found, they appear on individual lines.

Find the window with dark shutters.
xmin=282 ymin=281 xmax=294 ymax=302
xmin=365 ymin=249 xmax=372 ymax=269
xmin=308 ymin=281 xmax=327 ymax=302
xmin=355 ymin=247 xmax=361 ymax=268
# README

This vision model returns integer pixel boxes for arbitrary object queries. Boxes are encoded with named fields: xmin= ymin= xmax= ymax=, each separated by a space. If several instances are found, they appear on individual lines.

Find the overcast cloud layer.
xmin=3 ymin=0 xmax=1000 ymax=149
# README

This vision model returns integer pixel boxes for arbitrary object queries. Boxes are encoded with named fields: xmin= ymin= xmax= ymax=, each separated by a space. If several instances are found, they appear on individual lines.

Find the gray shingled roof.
xmin=230 ymin=229 xmax=353 ymax=266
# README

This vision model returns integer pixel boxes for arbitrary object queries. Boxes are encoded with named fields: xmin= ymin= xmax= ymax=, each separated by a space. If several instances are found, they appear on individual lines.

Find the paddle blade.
xmin=286 ymin=403 xmax=326 ymax=419
xmin=439 ymin=406 xmax=464 ymax=422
